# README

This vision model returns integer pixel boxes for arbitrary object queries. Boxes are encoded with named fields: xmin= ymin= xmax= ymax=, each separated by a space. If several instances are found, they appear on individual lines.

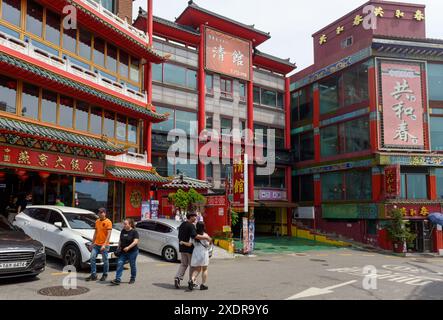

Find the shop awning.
xmin=107 ymin=167 xmax=170 ymax=183
xmin=0 ymin=117 xmax=125 ymax=155
xmin=252 ymin=201 xmax=298 ymax=209
xmin=161 ymin=174 xmax=213 ymax=190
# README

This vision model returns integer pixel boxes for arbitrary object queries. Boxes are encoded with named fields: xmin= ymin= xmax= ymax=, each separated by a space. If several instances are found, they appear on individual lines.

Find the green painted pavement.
xmin=235 ymin=236 xmax=344 ymax=254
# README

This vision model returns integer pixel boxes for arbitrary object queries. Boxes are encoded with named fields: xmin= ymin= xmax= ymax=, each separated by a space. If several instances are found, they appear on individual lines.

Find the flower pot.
xmin=393 ymin=241 xmax=406 ymax=253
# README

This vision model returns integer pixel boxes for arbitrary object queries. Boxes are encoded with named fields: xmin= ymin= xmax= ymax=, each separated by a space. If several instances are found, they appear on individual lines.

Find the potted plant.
xmin=386 ymin=207 xmax=416 ymax=253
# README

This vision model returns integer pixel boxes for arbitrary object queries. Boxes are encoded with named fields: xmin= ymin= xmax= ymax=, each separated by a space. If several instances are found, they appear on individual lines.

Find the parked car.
xmin=13 ymin=206 xmax=120 ymax=270
xmin=115 ymin=219 xmax=213 ymax=263
xmin=0 ymin=215 xmax=45 ymax=279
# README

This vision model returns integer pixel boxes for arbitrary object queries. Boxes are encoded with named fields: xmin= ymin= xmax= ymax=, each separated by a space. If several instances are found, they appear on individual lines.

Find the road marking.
xmin=51 ymin=272 xmax=69 ymax=276
xmin=155 ymin=263 xmax=172 ymax=267
xmin=286 ymin=280 xmax=357 ymax=300
xmin=361 ymin=254 xmax=376 ymax=257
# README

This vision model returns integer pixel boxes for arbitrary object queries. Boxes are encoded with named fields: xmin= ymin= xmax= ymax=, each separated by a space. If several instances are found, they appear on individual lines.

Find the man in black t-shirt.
xmin=174 ymin=212 xmax=211 ymax=289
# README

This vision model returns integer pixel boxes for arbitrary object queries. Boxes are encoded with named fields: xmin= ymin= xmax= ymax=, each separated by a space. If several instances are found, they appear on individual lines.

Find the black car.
xmin=0 ymin=215 xmax=46 ymax=279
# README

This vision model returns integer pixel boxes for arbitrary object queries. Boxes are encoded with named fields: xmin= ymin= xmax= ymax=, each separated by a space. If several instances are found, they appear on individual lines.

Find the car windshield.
xmin=63 ymin=213 xmax=97 ymax=230
xmin=0 ymin=216 xmax=14 ymax=231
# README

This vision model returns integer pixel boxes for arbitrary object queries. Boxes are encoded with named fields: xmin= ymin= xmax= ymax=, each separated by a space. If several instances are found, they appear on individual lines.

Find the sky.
xmin=133 ymin=0 xmax=443 ymax=73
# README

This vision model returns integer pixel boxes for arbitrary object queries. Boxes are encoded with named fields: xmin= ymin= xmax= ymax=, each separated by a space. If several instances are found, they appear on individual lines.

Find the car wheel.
xmin=162 ymin=246 xmax=177 ymax=263
xmin=63 ymin=245 xmax=82 ymax=270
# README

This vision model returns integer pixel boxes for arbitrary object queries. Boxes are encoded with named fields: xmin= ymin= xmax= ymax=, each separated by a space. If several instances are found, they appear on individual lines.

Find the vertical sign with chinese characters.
xmin=205 ymin=27 xmax=251 ymax=81
xmin=380 ymin=61 xmax=425 ymax=149
xmin=384 ymin=165 xmax=401 ymax=199
xmin=233 ymin=152 xmax=248 ymax=213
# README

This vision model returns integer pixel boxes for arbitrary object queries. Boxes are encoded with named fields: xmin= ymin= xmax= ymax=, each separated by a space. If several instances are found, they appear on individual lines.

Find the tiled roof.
xmin=107 ymin=166 xmax=170 ymax=183
xmin=0 ymin=117 xmax=125 ymax=154
xmin=0 ymin=52 xmax=168 ymax=122
xmin=254 ymin=49 xmax=296 ymax=68
xmin=162 ymin=174 xmax=213 ymax=190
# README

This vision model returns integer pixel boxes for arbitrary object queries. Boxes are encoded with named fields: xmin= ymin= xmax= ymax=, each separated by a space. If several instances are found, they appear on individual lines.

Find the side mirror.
xmin=54 ymin=222 xmax=63 ymax=230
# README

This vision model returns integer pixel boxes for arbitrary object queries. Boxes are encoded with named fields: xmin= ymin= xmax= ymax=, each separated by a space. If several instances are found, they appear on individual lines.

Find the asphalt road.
xmin=1 ymin=248 xmax=443 ymax=300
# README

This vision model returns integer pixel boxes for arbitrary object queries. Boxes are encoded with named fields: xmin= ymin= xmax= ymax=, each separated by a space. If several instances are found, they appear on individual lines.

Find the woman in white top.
xmin=180 ymin=221 xmax=212 ymax=291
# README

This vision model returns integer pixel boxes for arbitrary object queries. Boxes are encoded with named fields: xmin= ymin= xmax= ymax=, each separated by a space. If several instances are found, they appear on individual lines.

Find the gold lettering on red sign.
xmin=3 ymin=148 xmax=11 ymax=162
xmin=38 ymin=154 xmax=49 ymax=167
xmin=18 ymin=151 xmax=31 ymax=165
xmin=84 ymin=161 xmax=94 ymax=173
xmin=55 ymin=156 xmax=65 ymax=169
xmin=70 ymin=159 xmax=80 ymax=171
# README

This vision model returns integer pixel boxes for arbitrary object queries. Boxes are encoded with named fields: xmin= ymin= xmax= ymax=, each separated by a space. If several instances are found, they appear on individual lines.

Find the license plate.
xmin=0 ymin=261 xmax=28 ymax=269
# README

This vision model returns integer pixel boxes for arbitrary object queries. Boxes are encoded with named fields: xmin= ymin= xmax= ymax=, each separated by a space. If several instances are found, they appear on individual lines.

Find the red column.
xmin=145 ymin=0 xmax=154 ymax=163
xmin=247 ymin=64 xmax=254 ymax=202
xmin=429 ymin=175 xmax=437 ymax=200
xmin=197 ymin=24 xmax=206 ymax=180
xmin=368 ymin=65 xmax=378 ymax=153
xmin=372 ymin=169 xmax=382 ymax=202
xmin=284 ymin=77 xmax=291 ymax=150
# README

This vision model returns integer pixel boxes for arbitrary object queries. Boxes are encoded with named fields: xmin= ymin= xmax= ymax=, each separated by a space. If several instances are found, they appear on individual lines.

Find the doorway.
xmin=409 ymin=220 xmax=433 ymax=253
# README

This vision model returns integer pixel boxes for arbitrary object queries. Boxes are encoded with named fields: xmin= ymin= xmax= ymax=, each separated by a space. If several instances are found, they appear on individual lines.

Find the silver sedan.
xmin=115 ymin=219 xmax=182 ymax=262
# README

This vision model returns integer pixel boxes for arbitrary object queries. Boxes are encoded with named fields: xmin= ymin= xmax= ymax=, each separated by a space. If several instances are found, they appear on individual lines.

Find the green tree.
xmin=387 ymin=207 xmax=416 ymax=246
xmin=168 ymin=188 xmax=206 ymax=216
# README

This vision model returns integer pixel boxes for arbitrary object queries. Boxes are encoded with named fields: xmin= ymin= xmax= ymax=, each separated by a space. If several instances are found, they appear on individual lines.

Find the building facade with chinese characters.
xmin=0 ymin=0 xmax=170 ymax=222
xmin=134 ymin=1 xmax=297 ymax=236
xmin=291 ymin=0 xmax=443 ymax=253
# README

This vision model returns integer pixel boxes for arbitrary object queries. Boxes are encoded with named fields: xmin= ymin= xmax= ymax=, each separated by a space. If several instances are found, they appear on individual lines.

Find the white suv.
xmin=13 ymin=206 xmax=120 ymax=270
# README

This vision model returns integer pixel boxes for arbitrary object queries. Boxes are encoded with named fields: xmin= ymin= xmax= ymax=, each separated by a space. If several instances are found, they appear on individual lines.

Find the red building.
xmin=134 ymin=1 xmax=297 ymax=236
xmin=291 ymin=0 xmax=443 ymax=253
xmin=0 ymin=0 xmax=169 ymax=222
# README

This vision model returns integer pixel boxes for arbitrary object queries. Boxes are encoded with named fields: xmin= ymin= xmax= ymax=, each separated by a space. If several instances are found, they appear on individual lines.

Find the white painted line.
xmin=286 ymin=280 xmax=357 ymax=300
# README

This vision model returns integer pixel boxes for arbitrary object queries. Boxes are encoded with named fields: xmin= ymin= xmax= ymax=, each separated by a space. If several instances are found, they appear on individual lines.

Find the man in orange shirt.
xmin=86 ymin=208 xmax=113 ymax=282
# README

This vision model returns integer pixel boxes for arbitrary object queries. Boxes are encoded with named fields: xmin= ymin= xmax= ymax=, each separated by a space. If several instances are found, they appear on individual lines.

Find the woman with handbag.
xmin=180 ymin=221 xmax=212 ymax=291
xmin=111 ymin=218 xmax=139 ymax=285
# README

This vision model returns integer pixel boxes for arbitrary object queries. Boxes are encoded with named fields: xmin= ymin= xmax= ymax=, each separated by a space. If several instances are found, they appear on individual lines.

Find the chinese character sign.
xmin=205 ymin=28 xmax=251 ymax=81
xmin=233 ymin=155 xmax=246 ymax=211
xmin=384 ymin=165 xmax=400 ymax=198
xmin=380 ymin=61 xmax=425 ymax=149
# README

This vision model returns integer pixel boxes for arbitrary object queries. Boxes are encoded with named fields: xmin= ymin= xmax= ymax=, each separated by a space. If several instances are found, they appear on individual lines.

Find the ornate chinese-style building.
xmin=0 ymin=0 xmax=170 ymax=222
xmin=134 ymin=0 xmax=297 ymax=237
xmin=291 ymin=0 xmax=443 ymax=253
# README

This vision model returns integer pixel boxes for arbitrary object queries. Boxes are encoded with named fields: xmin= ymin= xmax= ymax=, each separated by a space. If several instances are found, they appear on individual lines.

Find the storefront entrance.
xmin=409 ymin=220 xmax=433 ymax=253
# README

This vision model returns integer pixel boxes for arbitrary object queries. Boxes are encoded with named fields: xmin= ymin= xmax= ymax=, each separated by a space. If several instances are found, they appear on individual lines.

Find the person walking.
xmin=174 ymin=212 xmax=210 ymax=289
xmin=111 ymin=218 xmax=139 ymax=285
xmin=55 ymin=197 xmax=65 ymax=206
xmin=86 ymin=208 xmax=112 ymax=282
xmin=180 ymin=222 xmax=212 ymax=291
xmin=10 ymin=193 xmax=32 ymax=223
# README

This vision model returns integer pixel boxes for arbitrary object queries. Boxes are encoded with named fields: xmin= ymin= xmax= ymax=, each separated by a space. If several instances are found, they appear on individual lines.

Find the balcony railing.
xmin=106 ymin=152 xmax=150 ymax=167
xmin=79 ymin=0 xmax=149 ymax=44
xmin=0 ymin=31 xmax=147 ymax=104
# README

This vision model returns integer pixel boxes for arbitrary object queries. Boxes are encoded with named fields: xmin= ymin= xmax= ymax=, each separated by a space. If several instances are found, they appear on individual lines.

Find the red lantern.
xmin=0 ymin=172 xmax=5 ymax=180
xmin=16 ymin=169 xmax=27 ymax=177
xmin=39 ymin=172 xmax=50 ymax=180
xmin=19 ymin=174 xmax=29 ymax=181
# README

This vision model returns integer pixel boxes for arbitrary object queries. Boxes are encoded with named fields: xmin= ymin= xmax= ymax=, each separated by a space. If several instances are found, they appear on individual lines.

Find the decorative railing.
xmin=79 ymin=0 xmax=149 ymax=44
xmin=0 ymin=31 xmax=147 ymax=104
xmin=106 ymin=152 xmax=150 ymax=167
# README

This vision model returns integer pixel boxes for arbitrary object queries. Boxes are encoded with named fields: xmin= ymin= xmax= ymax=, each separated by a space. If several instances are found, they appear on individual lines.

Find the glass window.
xmin=401 ymin=173 xmax=428 ymax=199
xmin=320 ymin=125 xmax=339 ymax=157
xmin=152 ymin=155 xmax=168 ymax=177
xmin=100 ymin=0 xmax=116 ymax=13
xmin=321 ymin=172 xmax=344 ymax=201
xmin=128 ymin=118 xmax=138 ymax=144
xmin=63 ymin=28 xmax=77 ymax=53
xmin=277 ymin=92 xmax=284 ymax=108
xmin=206 ymin=163 xmax=213 ymax=178
xmin=271 ymin=168 xmax=286 ymax=188
xmin=299 ymin=131 xmax=314 ymax=161
xmin=221 ymin=117 xmax=233 ymax=132
xmin=79 ymin=28 xmax=92 ymax=60
xmin=253 ymin=86 xmax=260 ymax=104
xmin=119 ymin=50 xmax=129 ymax=78
xmin=343 ymin=62 xmax=369 ymax=106
xmin=254 ymin=166 xmax=269 ymax=187
xmin=175 ymin=162 xmax=197 ymax=179
xmin=345 ymin=170 xmax=372 ymax=200
xmin=26 ymin=0 xmax=43 ymax=37
xmin=344 ymin=117 xmax=370 ymax=153
xmin=220 ymin=78 xmax=233 ymax=98
xmin=431 ymin=116 xmax=443 ymax=151
xmin=74 ymin=179 xmax=109 ymax=213
xmin=176 ymin=110 xmax=197 ymax=136
xmin=90 ymin=107 xmax=102 ymax=135
xmin=75 ymin=101 xmax=89 ymax=132
xmin=164 ymin=63 xmax=186 ymax=87
xmin=58 ymin=96 xmax=74 ymax=128
xmin=93 ymin=37 xmax=105 ymax=67
xmin=103 ymin=111 xmax=115 ymax=138
xmin=152 ymin=63 xmax=162 ymax=82
xmin=273 ymin=128 xmax=285 ymax=148
xmin=261 ymin=89 xmax=277 ymax=107
xmin=320 ymin=76 xmax=339 ymax=114
xmin=206 ymin=115 xmax=213 ymax=129
xmin=299 ymin=87 xmax=313 ymax=121
xmin=428 ymin=64 xmax=443 ymax=101
xmin=41 ymin=90 xmax=57 ymax=124
xmin=116 ymin=115 xmax=126 ymax=141
xmin=205 ymin=74 xmax=213 ymax=94
xmin=152 ymin=106 xmax=173 ymax=133
xmin=2 ymin=0 xmax=21 ymax=27
xmin=106 ymin=44 xmax=117 ymax=74
xmin=45 ymin=10 xmax=60 ymax=45
xmin=186 ymin=69 xmax=197 ymax=89
xmin=0 ymin=75 xmax=17 ymax=114
xmin=300 ymin=175 xmax=314 ymax=202
xmin=130 ymin=57 xmax=140 ymax=82
xmin=435 ymin=169 xmax=443 ymax=199
xmin=220 ymin=164 xmax=232 ymax=180
xmin=239 ymin=82 xmax=246 ymax=100
xmin=22 ymin=83 xmax=39 ymax=119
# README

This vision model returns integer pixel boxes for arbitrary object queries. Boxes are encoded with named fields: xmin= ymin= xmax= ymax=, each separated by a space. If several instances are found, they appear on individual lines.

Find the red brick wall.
xmin=117 ymin=0 xmax=133 ymax=23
